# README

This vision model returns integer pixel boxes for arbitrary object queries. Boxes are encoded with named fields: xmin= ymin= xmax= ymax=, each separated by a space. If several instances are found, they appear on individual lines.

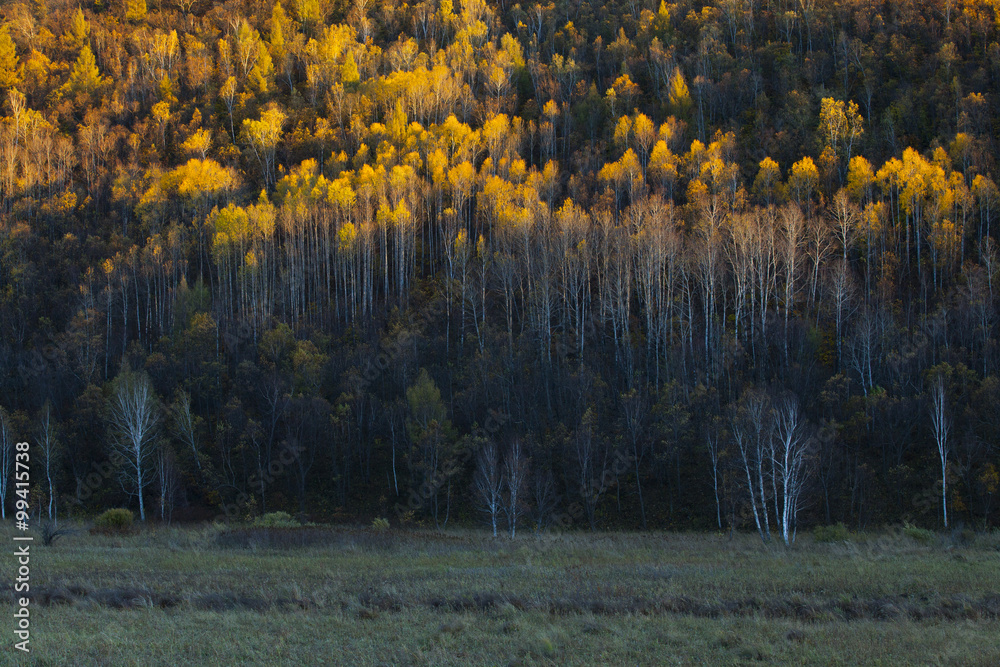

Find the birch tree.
xmin=771 ymin=396 xmax=812 ymax=544
xmin=37 ymin=402 xmax=60 ymax=524
xmin=108 ymin=367 xmax=160 ymax=521
xmin=0 ymin=409 xmax=12 ymax=520
xmin=502 ymin=438 xmax=528 ymax=537
xmin=171 ymin=390 xmax=201 ymax=470
xmin=929 ymin=374 xmax=950 ymax=528
xmin=731 ymin=389 xmax=772 ymax=542
xmin=474 ymin=437 xmax=502 ymax=536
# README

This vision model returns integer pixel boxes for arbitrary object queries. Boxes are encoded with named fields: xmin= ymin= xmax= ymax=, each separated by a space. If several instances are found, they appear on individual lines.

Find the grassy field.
xmin=2 ymin=522 xmax=999 ymax=666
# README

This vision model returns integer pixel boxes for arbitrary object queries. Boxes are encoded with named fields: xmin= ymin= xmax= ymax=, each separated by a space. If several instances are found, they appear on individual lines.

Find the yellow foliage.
xmin=613 ymin=116 xmax=633 ymax=149
xmin=124 ymin=0 xmax=147 ymax=23
xmin=338 ymin=221 xmax=358 ymax=251
xmin=846 ymin=156 xmax=875 ymax=203
xmin=753 ymin=156 xmax=782 ymax=202
xmin=667 ymin=68 xmax=692 ymax=115
xmin=788 ymin=156 xmax=819 ymax=203
xmin=61 ymin=45 xmax=104 ymax=97
xmin=181 ymin=129 xmax=212 ymax=159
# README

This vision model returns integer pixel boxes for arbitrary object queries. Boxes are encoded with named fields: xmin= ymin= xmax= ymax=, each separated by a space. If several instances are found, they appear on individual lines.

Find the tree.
xmin=731 ymin=389 xmax=772 ymax=543
xmin=778 ymin=203 xmax=805 ymax=362
xmin=220 ymin=77 xmax=238 ymax=142
xmin=788 ymin=157 xmax=819 ymax=207
xmin=171 ymin=390 xmax=202 ymax=470
xmin=620 ymin=389 xmax=649 ymax=529
xmin=406 ymin=369 xmax=455 ymax=528
xmin=705 ymin=417 xmax=725 ymax=530
xmin=157 ymin=444 xmax=180 ymax=523
xmin=667 ymin=68 xmax=692 ymax=118
xmin=108 ymin=367 xmax=160 ymax=521
xmin=0 ymin=409 xmax=12 ymax=519
xmin=771 ymin=395 xmax=812 ymax=544
xmin=818 ymin=98 xmax=864 ymax=182
xmin=61 ymin=45 xmax=104 ymax=98
xmin=474 ymin=437 xmax=502 ymax=536
xmin=573 ymin=408 xmax=609 ymax=531
xmin=123 ymin=0 xmax=147 ymax=23
xmin=502 ymin=438 xmax=528 ymax=537
xmin=242 ymin=106 xmax=287 ymax=191
xmin=0 ymin=27 xmax=20 ymax=90
xmin=62 ymin=8 xmax=90 ymax=53
xmin=753 ymin=157 xmax=782 ymax=205
xmin=37 ymin=402 xmax=60 ymax=524
xmin=929 ymin=374 xmax=950 ymax=528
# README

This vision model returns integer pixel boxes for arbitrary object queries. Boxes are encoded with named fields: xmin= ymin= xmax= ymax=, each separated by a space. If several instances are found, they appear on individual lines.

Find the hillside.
xmin=0 ymin=0 xmax=999 ymax=533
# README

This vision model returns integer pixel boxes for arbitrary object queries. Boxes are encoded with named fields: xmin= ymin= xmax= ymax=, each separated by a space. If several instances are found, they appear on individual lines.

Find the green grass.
xmin=3 ymin=523 xmax=999 ymax=666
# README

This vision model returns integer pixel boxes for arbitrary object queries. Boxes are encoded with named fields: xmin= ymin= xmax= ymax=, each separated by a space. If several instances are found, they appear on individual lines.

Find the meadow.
xmin=3 ymin=523 xmax=999 ymax=666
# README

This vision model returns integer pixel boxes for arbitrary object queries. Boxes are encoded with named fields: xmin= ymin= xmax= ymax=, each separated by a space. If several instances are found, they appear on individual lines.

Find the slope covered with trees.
xmin=1 ymin=0 xmax=999 ymax=536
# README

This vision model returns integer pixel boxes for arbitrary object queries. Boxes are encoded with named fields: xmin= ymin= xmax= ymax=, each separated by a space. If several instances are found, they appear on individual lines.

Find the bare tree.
xmin=573 ymin=408 xmax=609 ymax=531
xmin=621 ymin=389 xmax=649 ymax=529
xmin=830 ymin=190 xmax=858 ymax=261
xmin=474 ymin=438 xmax=502 ymax=536
xmin=778 ymin=204 xmax=805 ymax=363
xmin=731 ymin=390 xmax=772 ymax=543
xmin=705 ymin=418 xmax=725 ymax=530
xmin=531 ymin=467 xmax=558 ymax=531
xmin=37 ymin=402 xmax=60 ymax=525
xmin=171 ymin=390 xmax=201 ymax=470
xmin=502 ymin=438 xmax=528 ymax=537
xmin=0 ymin=408 xmax=12 ymax=520
xmin=846 ymin=305 xmax=878 ymax=395
xmin=157 ymin=444 xmax=180 ymax=524
xmin=929 ymin=375 xmax=950 ymax=528
xmin=771 ymin=396 xmax=813 ymax=544
xmin=108 ymin=367 xmax=160 ymax=521
xmin=827 ymin=258 xmax=858 ymax=372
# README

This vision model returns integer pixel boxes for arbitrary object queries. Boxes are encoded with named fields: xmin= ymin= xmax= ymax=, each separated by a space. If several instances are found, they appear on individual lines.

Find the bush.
xmin=372 ymin=517 xmax=390 ymax=532
xmin=41 ymin=522 xmax=74 ymax=546
xmin=252 ymin=511 xmax=299 ymax=528
xmin=903 ymin=522 xmax=937 ymax=544
xmin=92 ymin=508 xmax=134 ymax=534
xmin=813 ymin=522 xmax=850 ymax=543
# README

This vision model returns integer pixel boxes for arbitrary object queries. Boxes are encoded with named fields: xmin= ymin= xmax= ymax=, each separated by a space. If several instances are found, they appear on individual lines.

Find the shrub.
xmin=252 ymin=511 xmax=299 ymax=528
xmin=372 ymin=517 xmax=390 ymax=532
xmin=93 ymin=508 xmax=134 ymax=534
xmin=41 ymin=522 xmax=74 ymax=546
xmin=813 ymin=522 xmax=850 ymax=543
xmin=902 ymin=522 xmax=936 ymax=544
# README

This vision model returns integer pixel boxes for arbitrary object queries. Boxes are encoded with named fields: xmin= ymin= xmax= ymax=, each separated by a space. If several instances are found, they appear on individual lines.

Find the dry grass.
xmin=2 ymin=523 xmax=999 ymax=665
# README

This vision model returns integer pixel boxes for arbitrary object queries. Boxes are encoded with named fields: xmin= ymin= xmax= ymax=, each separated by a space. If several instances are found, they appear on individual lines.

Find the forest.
xmin=1 ymin=0 xmax=999 ymax=540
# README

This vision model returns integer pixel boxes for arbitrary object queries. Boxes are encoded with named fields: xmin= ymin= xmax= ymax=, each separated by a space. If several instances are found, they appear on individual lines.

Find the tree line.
xmin=0 ymin=0 xmax=998 ymax=536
